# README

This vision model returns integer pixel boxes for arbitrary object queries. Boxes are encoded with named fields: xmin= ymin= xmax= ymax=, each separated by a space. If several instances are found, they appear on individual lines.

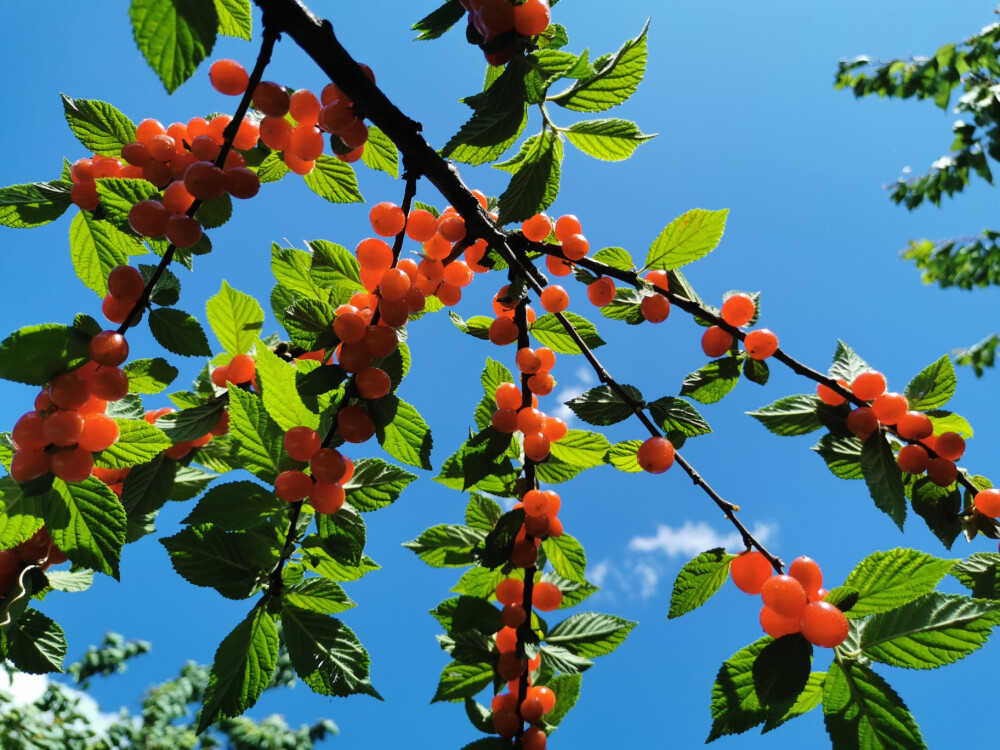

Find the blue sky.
xmin=2 ymin=1 xmax=1000 ymax=747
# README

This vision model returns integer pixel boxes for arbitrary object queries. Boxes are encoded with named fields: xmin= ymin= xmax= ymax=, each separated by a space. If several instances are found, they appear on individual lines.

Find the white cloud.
xmin=0 ymin=671 xmax=123 ymax=735
xmin=628 ymin=520 xmax=776 ymax=558
xmin=552 ymin=367 xmax=596 ymax=423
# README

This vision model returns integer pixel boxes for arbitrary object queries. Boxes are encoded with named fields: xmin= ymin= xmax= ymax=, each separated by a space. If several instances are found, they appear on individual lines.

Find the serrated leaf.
xmin=0 ymin=180 xmax=72 ymax=229
xmin=162 ymin=524 xmax=275 ymax=599
xmin=120 ymin=454 xmax=176 ymax=517
xmin=549 ymin=23 xmax=648 ymax=112
xmin=465 ymin=494 xmax=503 ymax=533
xmin=860 ymin=592 xmax=1000 ymax=669
xmin=316 ymin=504 xmax=366 ymax=565
xmin=148 ymin=308 xmax=212 ymax=357
xmin=130 ymin=0 xmax=218 ymax=93
xmin=762 ymin=672 xmax=825 ymax=734
xmin=530 ymin=311 xmax=604 ymax=354
xmin=432 ymin=660 xmax=493 ymax=703
xmin=565 ymin=384 xmax=642 ymax=426
xmin=45 ymin=569 xmax=95 ymax=593
xmin=545 ymin=612 xmax=635 ymax=657
xmin=843 ymin=549 xmax=956 ymax=617
xmin=157 ymin=400 xmax=229 ymax=445
xmin=61 ymin=95 xmax=137 ymax=155
xmin=0 ymin=478 xmax=45 ymax=551
xmin=903 ymin=355 xmax=957 ymax=410
xmin=450 ymin=312 xmax=493 ymax=341
xmin=645 ymin=208 xmax=728 ymax=271
xmin=303 ymin=156 xmax=363 ymax=203
xmin=647 ymin=396 xmax=711 ymax=437
xmin=822 ymin=661 xmax=925 ymax=750
xmin=214 ymin=0 xmax=252 ymax=40
xmin=680 ymin=357 xmax=740 ymax=404
xmin=444 ymin=60 xmax=528 ymax=166
xmin=299 ymin=536 xmax=379 ymax=582
xmin=45 ymin=477 xmax=126 ymax=579
xmin=752 ymin=635 xmax=812 ymax=713
xmin=707 ymin=637 xmax=770 ymax=741
xmin=606 ymin=439 xmax=643 ymax=472
xmin=496 ymin=131 xmax=563 ymax=224
xmin=3 ymin=608 xmax=66 ymax=675
xmin=669 ymin=548 xmax=734 ymax=619
xmin=94 ymin=418 xmax=172 ymax=469
xmin=121 ymin=357 xmax=178 ymax=395
xmin=907 ymin=475 xmax=962 ymax=549
xmin=860 ymin=434 xmax=907 ymax=530
xmin=412 ymin=0 xmax=465 ymax=40
xmin=257 ymin=151 xmax=289 ymax=183
xmin=951 ymin=553 xmax=1000 ymax=599
xmin=206 ymin=281 xmax=264 ymax=356
xmin=747 ymin=395 xmax=823 ymax=436
xmin=359 ymin=125 xmax=399 ymax=177
xmin=69 ymin=212 xmax=145 ymax=297
xmin=0 ymin=323 xmax=91 ymax=386
xmin=536 ymin=429 xmax=611 ymax=485
xmin=183 ymin=481 xmax=280 ymax=531
xmin=284 ymin=578 xmax=355 ymax=615
xmin=254 ymin=342 xmax=318 ymax=431
xmin=543 ymin=533 xmax=587 ymax=584
xmin=565 ymin=118 xmax=654 ymax=161
xmin=226 ymin=386 xmax=286 ymax=482
xmin=476 ymin=509 xmax=525 ymax=569
xmin=403 ymin=524 xmax=485 ymax=568
xmin=195 ymin=193 xmax=231 ymax=229
xmin=282 ymin=606 xmax=380 ymax=698
xmin=812 ymin=434 xmax=864 ymax=480
xmin=94 ymin=178 xmax=160 ymax=228
xmin=198 ymin=607 xmax=278 ymax=732
xmin=829 ymin=340 xmax=870 ymax=383
xmin=369 ymin=395 xmax=432 ymax=470
xmin=343 ymin=458 xmax=416 ymax=512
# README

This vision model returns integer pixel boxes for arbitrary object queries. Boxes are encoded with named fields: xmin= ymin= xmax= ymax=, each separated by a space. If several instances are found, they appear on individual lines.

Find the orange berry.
xmin=495 ymin=578 xmax=524 ymax=606
xmin=379 ymin=268 xmax=412 ymax=302
xmin=799 ymin=602 xmax=849 ymax=648
xmin=522 ymin=213 xmax=551 ymax=242
xmin=744 ymin=329 xmax=778 ymax=360
xmin=495 ymin=383 xmax=523 ymax=411
xmin=761 ymin=574 xmax=808 ymax=619
xmin=540 ymin=286 xmax=569 ymax=313
xmin=289 ymin=89 xmax=321 ymax=126
xmin=136 ymin=118 xmax=166 ymax=144
xmin=554 ymin=214 xmax=581 ymax=243
xmin=787 ymin=557 xmax=823 ymax=598
xmin=489 ymin=316 xmax=520 ymax=346
xmin=71 ymin=182 xmax=100 ymax=211
xmin=77 ymin=413 xmax=120 ymax=452
xmin=495 ymin=626 xmax=519 ymax=653
xmin=404 ymin=209 xmax=438 ymax=242
xmin=183 ymin=161 xmax=225 ymax=200
xmin=491 ymin=409 xmax=518 ymax=433
xmin=523 ymin=432 xmax=551 ymax=462
xmin=49 ymin=372 xmax=90 ymax=410
xmin=522 ymin=728 xmax=547 ymax=750
xmin=289 ymin=125 xmax=324 ymax=161
xmin=522 ymin=489 xmax=549 ymax=516
xmin=640 ymin=295 xmax=670 ymax=323
xmin=338 ymin=406 xmax=375 ymax=443
xmin=934 ymin=432 xmax=965 ymax=461
xmin=701 ymin=326 xmax=732 ymax=358
xmin=283 ymin=151 xmax=315 ymax=175
xmin=561 ymin=233 xmax=589 ymax=261
xmin=356 ymin=238 xmax=393 ymax=273
xmin=926 ymin=457 xmax=957 ymax=487
xmin=974 ymin=488 xmax=1000 ymax=517
xmin=897 ymin=411 xmax=933 ymax=440
xmin=541 ymin=416 xmax=567 ymax=442
xmin=816 ymin=379 xmax=848 ymax=406
xmin=224 ymin=167 xmax=261 ymax=200
xmin=730 ymin=551 xmax=772 ymax=595
xmin=365 ymin=325 xmax=398 ymax=357
xmin=311 ymin=448 xmax=348 ymax=484
xmin=284 ymin=426 xmax=322 ymax=462
xmin=851 ymin=370 xmax=887 ymax=401
xmin=527 ymin=371 xmax=555 ymax=396
xmin=438 ymin=215 xmax=466 ymax=242
xmin=211 ymin=366 xmax=231 ymax=389
xmin=845 ymin=406 xmax=879 ymax=441
xmin=896 ymin=444 xmax=929 ymax=474
xmin=532 ymin=581 xmax=562 ymax=611
xmin=259 ymin=116 xmax=293 ymax=151
xmin=759 ymin=605 xmax=801 ymax=638
xmin=274 ymin=470 xmax=312 ymax=502
xmin=311 ymin=482 xmax=346 ymax=514
xmin=128 ymin=200 xmax=169 ymax=238
xmin=510 ymin=538 xmax=538 ymax=568
xmin=51 ymin=446 xmax=94 ymax=483
xmin=162 ymin=182 xmax=195 ymax=215
xmin=636 ymin=436 xmax=674 ymax=473
xmin=443 ymin=260 xmax=473 ymax=288
xmin=645 ymin=269 xmax=669 ymax=292
xmin=514 ymin=0 xmax=551 ymax=36
xmin=720 ymin=293 xmax=756 ymax=327
xmin=369 ymin=202 xmax=406 ymax=237
xmin=253 ymin=81 xmax=291 ymax=117
xmin=356 ymin=367 xmax=391 ymax=400
xmin=209 ymin=59 xmax=249 ymax=95
xmin=587 ymin=277 xmax=616 ymax=306
xmin=545 ymin=253 xmax=572 ymax=277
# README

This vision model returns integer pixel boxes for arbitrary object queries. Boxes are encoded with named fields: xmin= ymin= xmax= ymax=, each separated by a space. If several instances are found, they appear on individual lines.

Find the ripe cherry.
xmin=730 ymin=551 xmax=772 ymax=595
xmin=799 ymin=601 xmax=849 ymax=648
xmin=926 ymin=457 xmax=957 ymax=487
xmin=640 ymin=294 xmax=670 ymax=323
xmin=253 ymin=81 xmax=290 ymax=117
xmin=51 ymin=447 xmax=94 ymax=483
xmin=896 ymin=444 xmax=929 ymax=474
xmin=934 ymin=432 xmax=965 ymax=461
xmin=108 ymin=265 xmax=145 ymax=303
xmin=761 ymin=574 xmax=807 ymax=619
xmin=701 ymin=326 xmax=733 ymax=358
xmin=587 ymin=277 xmax=616 ymax=306
xmin=77 ymin=413 xmax=119 ymax=452
xmin=209 ymin=59 xmax=249 ymax=96
xmin=338 ymin=406 xmax=376 ymax=443
xmin=514 ymin=0 xmax=551 ymax=37
xmin=274 ymin=470 xmax=312 ymax=502
xmin=759 ymin=605 xmax=801 ymax=638
xmin=310 ymin=482 xmax=346 ymax=514
xmin=284 ymin=426 xmax=322 ymax=462
xmin=10 ymin=449 xmax=51 ymax=483
xmin=845 ymin=407 xmax=879 ymax=441
xmin=495 ymin=578 xmax=524 ymax=606
xmin=554 ymin=214 xmax=581 ymax=243
xmin=532 ymin=581 xmax=562 ymax=611
xmin=816 ymin=379 xmax=848 ymax=406
xmin=356 ymin=366 xmax=391 ymax=400
xmin=540 ymin=286 xmax=569 ymax=313
xmin=89 ymin=367 xmax=129 ymax=401
xmin=636 ymin=436 xmax=674 ymax=473
xmin=974 ymin=488 xmax=1000 ymax=517
xmin=744 ymin=329 xmax=778 ymax=359
xmin=720 ymin=293 xmax=755 ymax=327
xmin=871 ymin=392 xmax=908 ymax=425
xmin=788 ymin=556 xmax=823 ymax=598
xmin=851 ymin=370 xmax=887 ymax=401
xmin=522 ymin=214 xmax=551 ymax=242
xmin=897 ymin=411 xmax=933 ymax=440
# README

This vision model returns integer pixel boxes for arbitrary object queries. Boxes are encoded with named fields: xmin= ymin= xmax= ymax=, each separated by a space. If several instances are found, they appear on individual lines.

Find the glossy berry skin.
xmin=370 ymin=203 xmax=406 ymax=238
xmin=532 ymin=581 xmax=562 ymax=611
xmin=10 ymin=449 xmax=51 ymax=483
xmin=974 ymin=488 xmax=1000 ymax=517
xmin=760 ymin=605 xmax=800 ymax=638
xmin=701 ymin=326 xmax=733 ymax=358
xmin=311 ymin=448 xmax=348 ymax=484
xmin=587 ymin=277 xmax=616 ymax=306
xmin=252 ymin=81 xmax=291 ymax=117
xmin=51 ymin=447 xmax=94 ymax=483
xmin=522 ymin=214 xmax=551 ymax=242
xmin=636 ymin=436 xmax=674 ymax=473
xmin=851 ymin=370 xmax=887 ymax=401
xmin=89 ymin=367 xmax=129 ymax=401
xmin=934 ymin=432 xmax=965 ymax=461
xmin=310 ymin=482 xmax=346 ymax=514
xmin=284 ymin=426 xmax=322 ymax=462
xmin=897 ymin=411 xmax=933 ymax=440
xmin=107 ymin=265 xmax=145 ymax=303
xmin=720 ymin=293 xmax=756 ymax=327
xmin=166 ymin=215 xmax=202 ymax=249
xmin=788 ymin=557 xmax=823 ymax=598
xmin=744 ymin=329 xmax=778 ymax=360
xmin=871 ymin=392 xmax=908 ymax=425
xmin=496 ymin=652 xmax=525 ymax=682
xmin=799 ymin=602 xmax=849 ymax=648
xmin=761 ymin=574 xmax=808 ymax=619
xmin=926 ymin=457 xmax=958 ymax=487
xmin=896 ymin=444 xmax=929 ymax=474
xmin=816 ymin=379 xmax=848 ymax=406
xmin=77 ymin=413 xmax=119 ymax=452
xmin=730 ymin=551 xmax=773 ymax=595
xmin=12 ymin=412 xmax=48 ymax=450
xmin=49 ymin=373 xmax=90 ymax=410
xmin=337 ymin=406 xmax=376 ymax=444
xmin=640 ymin=294 xmax=670 ymax=323
xmin=495 ymin=578 xmax=524 ymax=606
xmin=501 ymin=604 xmax=526 ymax=628
xmin=44 ymin=410 xmax=85 ymax=446
xmin=209 ymin=59 xmax=249 ymax=95
xmin=540 ymin=286 xmax=569 ymax=313
xmin=514 ymin=0 xmax=551 ymax=36
xmin=845 ymin=407 xmax=879 ymax=441
xmin=227 ymin=354 xmax=256 ymax=384
xmin=274 ymin=470 xmax=312 ymax=502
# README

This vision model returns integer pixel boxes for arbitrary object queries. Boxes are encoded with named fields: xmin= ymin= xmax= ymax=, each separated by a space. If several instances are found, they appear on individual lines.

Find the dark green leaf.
xmin=412 ymin=0 xmax=465 ymax=40
xmin=822 ymin=661 xmax=925 ymax=749
xmin=343 ymin=458 xmax=416 ymax=512
xmin=747 ymin=395 xmax=823 ymax=436
xmin=811 ymin=434 xmax=864 ymax=480
xmin=183 ymin=481 xmax=280 ymax=531
xmin=496 ymin=131 xmax=563 ymax=224
xmin=860 ymin=434 xmax=907 ymax=530
xmin=404 ymin=524 xmax=485 ymax=568
xmin=0 ymin=323 xmax=91 ymax=386
xmin=477 ymin=509 xmax=525 ymax=569
xmin=752 ymin=636 xmax=812 ymax=711
xmin=565 ymin=384 xmax=643 ymax=426
xmin=3 ymin=608 xmax=66 ymax=675
xmin=647 ymin=396 xmax=711 ymax=437
xmin=545 ymin=612 xmax=635 ymax=657
xmin=282 ymin=606 xmax=380 ymax=698
xmin=148 ymin=308 xmax=212 ymax=357
xmin=680 ymin=357 xmax=740 ymax=404
xmin=162 ymin=523 xmax=275 ymax=599
xmin=668 ymin=548 xmax=735 ymax=619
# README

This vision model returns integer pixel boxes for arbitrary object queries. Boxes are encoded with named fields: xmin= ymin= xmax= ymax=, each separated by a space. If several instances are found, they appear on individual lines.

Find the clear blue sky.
xmin=2 ymin=1 xmax=1000 ymax=747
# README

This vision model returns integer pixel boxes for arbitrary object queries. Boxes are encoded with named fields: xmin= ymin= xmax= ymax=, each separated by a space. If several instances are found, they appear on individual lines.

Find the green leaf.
xmin=444 ymin=60 xmax=528 ymax=166
xmin=93 ymin=178 xmax=159 ymax=228
xmin=148 ymin=308 xmax=212 ymax=357
xmin=606 ymin=439 xmax=642 ymax=472
xmin=206 ymin=281 xmax=265 ymax=356
xmin=465 ymin=493 xmax=503 ymax=533
xmin=69 ymin=212 xmax=144 ymax=296
xmin=284 ymin=578 xmax=355 ymax=615
xmin=746 ymin=395 xmax=823 ymax=436
xmin=0 ymin=323 xmax=91 ymax=386
xmin=761 ymin=672 xmax=826 ymax=734
xmin=45 ymin=477 xmax=127 ymax=579
xmin=542 ymin=533 xmax=587 ymax=584
xmin=254 ymin=342 xmax=319 ymax=431
xmin=860 ymin=434 xmax=907 ymax=531
xmin=432 ymin=660 xmax=493 ymax=703
xmin=360 ymin=126 xmax=399 ymax=177
xmin=829 ymin=340 xmax=871 ymax=383
xmin=476 ymin=509 xmax=525 ymax=569
xmin=0 ymin=478 xmax=44 ymax=551
xmin=154 ymin=401 xmax=224 ymax=443
xmin=668 ymin=548 xmax=735 ymax=620
xmin=45 ymin=569 xmax=95 ymax=593
xmin=647 ymin=396 xmax=712 ymax=437
xmin=450 ymin=312 xmax=495 ymax=342
xmin=496 ymin=131 xmax=563 ymax=224
xmin=0 ymin=180 xmax=72 ymax=229
xmin=860 ymin=592 xmax=1000 ymax=669
xmin=61 ymin=95 xmax=137 ymax=156
xmin=903 ymin=355 xmax=957 ymax=410
xmin=130 ymin=0 xmax=218 ymax=93
xmin=565 ymin=384 xmax=642 ymax=426
xmin=183 ymin=481 xmax=280 ymax=531
xmin=120 ymin=454 xmax=176 ymax=517
xmin=316 ymin=504 xmax=366 ymax=565
xmin=752 ymin=635 xmax=812 ymax=712
xmin=370 ymin=395 xmax=433 ymax=470
xmin=707 ymin=637 xmax=770 ymax=741
xmin=811 ymin=434 xmax=864 ymax=480
xmin=925 ymin=409 xmax=973 ymax=438
xmin=122 ymin=357 xmax=178 ymax=394
xmin=198 ymin=607 xmax=278 ymax=732
xmin=537 ymin=429 xmax=612 ymax=484
xmin=257 ymin=151 xmax=289 ymax=183
xmin=907 ymin=475 xmax=962 ymax=549
xmin=680 ymin=357 xmax=740 ymax=404
xmin=343 ymin=458 xmax=416 ymax=512
xmin=530 ymin=311 xmax=604 ymax=355
xmin=545 ymin=612 xmax=635 ymax=657
xmin=302 ymin=156 xmax=363 ymax=203
xmin=214 ymin=0 xmax=252 ymax=40
xmin=951 ymin=553 xmax=1000 ymax=599
xmin=195 ymin=193 xmax=232 ymax=230
xmin=593 ymin=246 xmax=635 ymax=271
xmin=644 ymin=208 xmax=728 ymax=271
xmin=565 ymin=118 xmax=654 ymax=161
xmin=538 ymin=644 xmax=594 ymax=675
xmin=226 ymin=386 xmax=286 ymax=483
xmin=3 ymin=608 xmax=67 ymax=674
xmin=161 ymin=524 xmax=274 ymax=599
xmin=299 ymin=536 xmax=379 ymax=582
xmin=94 ymin=418 xmax=172 ymax=469
xmin=843 ymin=549 xmax=956 ymax=618
xmin=548 ymin=22 xmax=648 ymax=112
xmin=403 ymin=524 xmax=485 ymax=568
xmin=822 ymin=661 xmax=925 ymax=749
xmin=412 ymin=0 xmax=465 ymax=40
xmin=453 ymin=567 xmax=504 ymax=598
xmin=282 ymin=606 xmax=380 ymax=698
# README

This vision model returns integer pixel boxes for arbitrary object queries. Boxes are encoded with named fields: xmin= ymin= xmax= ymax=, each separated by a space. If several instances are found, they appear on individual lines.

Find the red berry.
xmin=48 ymin=372 xmax=90 ymax=410
xmin=532 ymin=581 xmax=562 ymax=611
xmin=816 ymin=379 xmax=848 ymax=406
xmin=744 ymin=329 xmax=778 ymax=360
xmin=720 ymin=293 xmax=755 ymax=327
xmin=845 ymin=407 xmax=879 ymax=441
xmin=108 ymin=265 xmax=145 ymax=303
xmin=926 ymin=457 xmax=958 ymax=487
xmin=761 ymin=574 xmax=807 ymax=619
xmin=640 ymin=294 xmax=670 ymax=323
xmin=730 ymin=551 xmax=772 ymax=595
xmin=284 ymin=426 xmax=322 ymax=462
xmin=50 ymin=447 xmax=94 ymax=483
xmin=636 ymin=436 xmax=674 ymax=473
xmin=522 ymin=214 xmax=551 ymax=242
xmin=274 ymin=470 xmax=312 ymax=502
xmin=44 ymin=410 xmax=85 ymax=446
xmin=12 ymin=412 xmax=48 ymax=450
xmin=587 ymin=277 xmax=616 ymax=306
xmin=227 ymin=354 xmax=256 ymax=384
xmin=759 ymin=605 xmax=801 ymax=638
xmin=896 ymin=444 xmax=929 ymax=474
xmin=514 ymin=0 xmax=551 ymax=36
xmin=851 ymin=370 xmax=887 ymax=401
xmin=77 ymin=413 xmax=119 ymax=452
xmin=897 ymin=411 xmax=933 ymax=440
xmin=788 ymin=556 xmax=823 ymax=598
xmin=974 ymin=488 xmax=1000 ymax=517
xmin=252 ymin=81 xmax=290 ymax=117
xmin=799 ymin=601 xmax=849 ymax=648
xmin=89 ymin=367 xmax=129 ymax=401
xmin=934 ymin=432 xmax=965 ymax=461
xmin=10 ymin=449 xmax=51 ymax=483
xmin=871 ymin=392 xmax=908 ymax=425
xmin=495 ymin=578 xmax=524 ymax=606
xmin=209 ymin=59 xmax=249 ymax=96
xmin=701 ymin=326 xmax=732 ymax=358
xmin=338 ymin=406 xmax=376 ymax=444
xmin=311 ymin=482 xmax=346 ymax=514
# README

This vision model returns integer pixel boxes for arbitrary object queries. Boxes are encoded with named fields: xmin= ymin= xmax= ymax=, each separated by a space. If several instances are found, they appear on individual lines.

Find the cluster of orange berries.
xmin=822 ymin=369 xmax=966 ymax=487
xmin=458 ymin=0 xmax=552 ymax=66
xmin=700 ymin=293 xmax=778 ymax=361
xmin=730 ymin=551 xmax=849 ymax=648
xmin=210 ymin=353 xmax=258 ymax=391
xmin=272 ymin=426 xmax=353 ymax=514
xmin=490 ymin=573 xmax=561 ymax=746
xmin=0 ymin=528 xmax=68 ymax=599
xmin=491 ymin=380 xmax=567 ymax=462
xmin=211 ymin=58 xmax=376 ymax=171
xmin=10 ymin=332 xmax=131 ymax=485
